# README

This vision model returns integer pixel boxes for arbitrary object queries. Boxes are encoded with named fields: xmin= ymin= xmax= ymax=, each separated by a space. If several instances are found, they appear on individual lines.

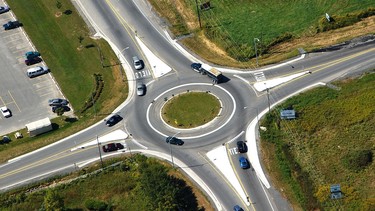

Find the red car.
xmin=25 ymin=56 xmax=42 ymax=66
xmin=102 ymin=143 xmax=124 ymax=152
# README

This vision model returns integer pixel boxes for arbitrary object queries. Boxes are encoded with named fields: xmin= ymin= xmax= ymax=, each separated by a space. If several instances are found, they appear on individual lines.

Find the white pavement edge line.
xmin=246 ymin=82 xmax=327 ymax=189
xmin=161 ymin=28 xmax=306 ymax=75
xmin=257 ymin=175 xmax=276 ymax=211
xmin=228 ymin=131 xmax=244 ymax=144
xmin=0 ymin=164 xmax=73 ymax=191
xmin=146 ymin=83 xmax=236 ymax=139
xmin=75 ymin=149 xmax=223 ymax=211
xmin=251 ymin=54 xmax=306 ymax=73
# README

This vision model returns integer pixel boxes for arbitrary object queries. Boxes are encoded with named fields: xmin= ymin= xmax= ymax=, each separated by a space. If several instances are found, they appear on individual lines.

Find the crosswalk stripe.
xmin=253 ymin=72 xmax=266 ymax=81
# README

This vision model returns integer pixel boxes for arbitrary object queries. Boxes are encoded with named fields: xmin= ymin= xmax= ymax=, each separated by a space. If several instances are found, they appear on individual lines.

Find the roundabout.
xmin=146 ymin=83 xmax=237 ymax=139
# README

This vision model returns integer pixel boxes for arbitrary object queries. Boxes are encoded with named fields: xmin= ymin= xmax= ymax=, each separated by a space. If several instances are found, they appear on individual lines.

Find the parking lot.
xmin=0 ymin=5 xmax=65 ymax=136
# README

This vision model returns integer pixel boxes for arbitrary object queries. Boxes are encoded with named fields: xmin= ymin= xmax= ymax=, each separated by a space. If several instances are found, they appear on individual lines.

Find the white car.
xmin=0 ymin=106 xmax=11 ymax=118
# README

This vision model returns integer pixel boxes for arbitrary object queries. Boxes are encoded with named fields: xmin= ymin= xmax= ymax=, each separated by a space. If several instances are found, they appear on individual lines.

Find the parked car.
xmin=25 ymin=56 xmax=42 ymax=66
xmin=0 ymin=5 xmax=10 ymax=14
xmin=105 ymin=114 xmax=122 ymax=126
xmin=25 ymin=51 xmax=40 ymax=59
xmin=237 ymin=141 xmax=247 ymax=153
xmin=48 ymin=98 xmax=69 ymax=107
xmin=239 ymin=157 xmax=249 ymax=169
xmin=0 ymin=136 xmax=11 ymax=144
xmin=26 ymin=66 xmax=49 ymax=78
xmin=233 ymin=205 xmax=244 ymax=211
xmin=3 ymin=20 xmax=21 ymax=30
xmin=166 ymin=136 xmax=184 ymax=146
xmin=0 ymin=106 xmax=11 ymax=118
xmin=136 ymin=83 xmax=146 ymax=96
xmin=52 ymin=105 xmax=70 ymax=113
xmin=132 ymin=56 xmax=143 ymax=70
xmin=102 ymin=143 xmax=124 ymax=152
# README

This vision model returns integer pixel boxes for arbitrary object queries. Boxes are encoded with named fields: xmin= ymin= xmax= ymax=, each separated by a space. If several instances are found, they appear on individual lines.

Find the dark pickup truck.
xmin=3 ymin=21 xmax=21 ymax=30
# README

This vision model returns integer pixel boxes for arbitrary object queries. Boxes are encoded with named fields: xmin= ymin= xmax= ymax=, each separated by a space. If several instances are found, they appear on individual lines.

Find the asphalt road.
xmin=0 ymin=0 xmax=375 ymax=210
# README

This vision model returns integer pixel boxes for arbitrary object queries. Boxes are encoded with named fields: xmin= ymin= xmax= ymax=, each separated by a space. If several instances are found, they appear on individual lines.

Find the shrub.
xmin=84 ymin=198 xmax=108 ymax=211
xmin=318 ymin=7 xmax=375 ymax=32
xmin=342 ymin=150 xmax=373 ymax=172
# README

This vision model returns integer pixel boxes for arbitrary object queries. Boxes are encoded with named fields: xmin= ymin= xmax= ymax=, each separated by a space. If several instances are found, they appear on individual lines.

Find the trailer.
xmin=25 ymin=117 xmax=53 ymax=137
xmin=190 ymin=63 xmax=224 ymax=84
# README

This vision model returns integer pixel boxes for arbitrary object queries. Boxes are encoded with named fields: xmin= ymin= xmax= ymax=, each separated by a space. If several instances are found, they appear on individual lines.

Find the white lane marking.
xmin=257 ymin=175 xmax=276 ymax=211
xmin=146 ymin=83 xmax=236 ymax=139
xmin=0 ymin=164 xmax=73 ymax=191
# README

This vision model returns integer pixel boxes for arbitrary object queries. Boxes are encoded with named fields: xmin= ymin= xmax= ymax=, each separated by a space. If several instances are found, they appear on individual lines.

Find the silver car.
xmin=132 ymin=56 xmax=143 ymax=70
xmin=136 ymin=83 xmax=146 ymax=96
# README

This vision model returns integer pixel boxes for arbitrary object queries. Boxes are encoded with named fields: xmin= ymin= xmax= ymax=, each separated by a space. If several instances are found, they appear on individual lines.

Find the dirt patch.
xmin=273 ymin=16 xmax=375 ymax=53
xmin=173 ymin=0 xmax=198 ymax=30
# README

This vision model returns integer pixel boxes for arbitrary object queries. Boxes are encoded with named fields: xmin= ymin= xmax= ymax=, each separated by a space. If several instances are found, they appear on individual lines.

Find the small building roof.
xmin=25 ymin=117 xmax=51 ymax=131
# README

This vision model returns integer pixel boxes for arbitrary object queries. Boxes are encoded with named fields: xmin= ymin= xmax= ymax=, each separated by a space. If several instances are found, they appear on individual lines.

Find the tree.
xmin=55 ymin=107 xmax=65 ymax=116
xmin=42 ymin=188 xmax=64 ymax=211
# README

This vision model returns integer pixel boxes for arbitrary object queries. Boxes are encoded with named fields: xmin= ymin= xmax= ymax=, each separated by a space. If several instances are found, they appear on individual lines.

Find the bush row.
xmin=80 ymin=74 xmax=104 ymax=114
xmin=318 ymin=7 xmax=375 ymax=32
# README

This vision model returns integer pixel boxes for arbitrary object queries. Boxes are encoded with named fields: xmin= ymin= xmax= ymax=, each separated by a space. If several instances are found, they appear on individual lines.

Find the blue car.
xmin=239 ymin=157 xmax=249 ymax=169
xmin=233 ymin=205 xmax=244 ymax=211
xmin=25 ymin=51 xmax=41 ymax=59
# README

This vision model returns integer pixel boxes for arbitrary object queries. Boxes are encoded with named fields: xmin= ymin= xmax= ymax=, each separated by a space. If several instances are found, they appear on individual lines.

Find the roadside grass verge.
xmin=260 ymin=72 xmax=375 ymax=209
xmin=161 ymin=92 xmax=221 ymax=128
xmin=149 ymin=0 xmax=375 ymax=67
xmin=0 ymin=0 xmax=128 ymax=162
xmin=0 ymin=155 xmax=214 ymax=211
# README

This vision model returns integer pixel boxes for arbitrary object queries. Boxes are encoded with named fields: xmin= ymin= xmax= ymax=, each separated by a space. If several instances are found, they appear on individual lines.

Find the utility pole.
xmin=169 ymin=132 xmax=181 ymax=168
xmin=265 ymin=83 xmax=271 ymax=112
xmin=96 ymin=136 xmax=104 ymax=168
xmin=195 ymin=0 xmax=202 ymax=29
xmin=254 ymin=38 xmax=260 ymax=67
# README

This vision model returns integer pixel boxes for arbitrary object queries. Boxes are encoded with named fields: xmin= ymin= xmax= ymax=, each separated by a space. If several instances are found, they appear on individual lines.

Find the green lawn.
xmin=260 ymin=72 xmax=375 ymax=210
xmin=162 ymin=92 xmax=221 ymax=128
xmin=149 ymin=0 xmax=374 ymax=65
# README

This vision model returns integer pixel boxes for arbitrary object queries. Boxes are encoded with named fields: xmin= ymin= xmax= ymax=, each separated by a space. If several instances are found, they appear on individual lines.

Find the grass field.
xmin=260 ymin=72 xmax=375 ymax=210
xmin=0 ymin=155 xmax=214 ymax=210
xmin=149 ymin=0 xmax=375 ymax=67
xmin=0 ymin=0 xmax=128 ymax=162
xmin=162 ymin=92 xmax=221 ymax=128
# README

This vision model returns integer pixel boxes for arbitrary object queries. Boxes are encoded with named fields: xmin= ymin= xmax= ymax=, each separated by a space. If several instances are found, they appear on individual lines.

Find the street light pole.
xmin=96 ymin=135 xmax=104 ymax=168
xmin=169 ymin=132 xmax=180 ymax=168
xmin=264 ymin=83 xmax=271 ymax=112
xmin=254 ymin=38 xmax=260 ymax=67
xmin=194 ymin=0 xmax=202 ymax=29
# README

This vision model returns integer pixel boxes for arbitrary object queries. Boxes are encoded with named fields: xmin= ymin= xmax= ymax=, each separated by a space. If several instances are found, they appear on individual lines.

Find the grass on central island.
xmin=162 ymin=92 xmax=221 ymax=128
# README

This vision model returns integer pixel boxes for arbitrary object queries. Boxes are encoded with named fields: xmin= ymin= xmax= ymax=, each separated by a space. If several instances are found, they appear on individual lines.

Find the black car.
xmin=25 ymin=56 xmax=42 ymax=66
xmin=105 ymin=114 xmax=123 ymax=126
xmin=0 ymin=6 xmax=10 ymax=14
xmin=237 ymin=141 xmax=247 ymax=153
xmin=166 ymin=136 xmax=184 ymax=146
xmin=3 ymin=20 xmax=21 ymax=30
xmin=190 ymin=63 xmax=203 ymax=73
xmin=102 ymin=143 xmax=124 ymax=152
xmin=48 ymin=98 xmax=69 ymax=107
